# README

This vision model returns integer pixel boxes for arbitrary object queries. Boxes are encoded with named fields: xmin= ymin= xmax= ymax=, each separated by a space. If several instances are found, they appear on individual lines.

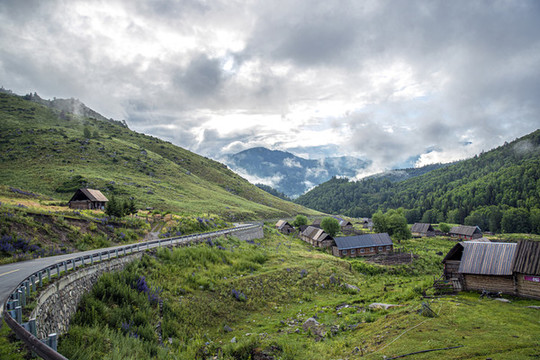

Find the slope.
xmin=296 ymin=129 xmax=540 ymax=232
xmin=0 ymin=92 xmax=319 ymax=220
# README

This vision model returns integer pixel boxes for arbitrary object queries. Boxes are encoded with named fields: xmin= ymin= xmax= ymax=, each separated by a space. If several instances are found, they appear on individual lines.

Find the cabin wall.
xmin=515 ymin=273 xmax=540 ymax=300
xmin=463 ymin=274 xmax=515 ymax=294
xmin=444 ymin=260 xmax=461 ymax=280
xmin=333 ymin=245 xmax=392 ymax=258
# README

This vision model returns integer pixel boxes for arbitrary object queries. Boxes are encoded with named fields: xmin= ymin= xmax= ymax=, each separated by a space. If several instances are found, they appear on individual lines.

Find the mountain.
xmin=295 ymin=130 xmax=540 ymax=233
xmin=0 ymin=91 xmax=319 ymax=220
xmin=225 ymin=147 xmax=370 ymax=197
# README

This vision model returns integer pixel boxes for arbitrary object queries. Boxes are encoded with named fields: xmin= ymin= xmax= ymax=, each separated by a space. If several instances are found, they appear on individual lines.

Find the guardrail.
xmin=1 ymin=223 xmax=261 ymax=360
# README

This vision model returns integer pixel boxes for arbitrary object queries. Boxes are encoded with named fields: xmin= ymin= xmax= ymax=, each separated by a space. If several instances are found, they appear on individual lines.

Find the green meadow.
xmin=55 ymin=229 xmax=540 ymax=360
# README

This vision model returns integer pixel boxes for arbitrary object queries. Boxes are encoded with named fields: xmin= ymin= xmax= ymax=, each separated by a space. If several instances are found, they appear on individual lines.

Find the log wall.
xmin=463 ymin=274 xmax=515 ymax=294
xmin=515 ymin=273 xmax=540 ymax=300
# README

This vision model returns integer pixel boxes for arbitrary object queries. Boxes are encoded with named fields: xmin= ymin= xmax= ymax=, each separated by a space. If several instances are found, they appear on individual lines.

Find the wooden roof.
xmin=334 ymin=233 xmax=393 ymax=250
xmin=69 ymin=188 xmax=108 ymax=203
xmin=302 ymin=226 xmax=333 ymax=242
xmin=411 ymin=223 xmax=434 ymax=233
xmin=276 ymin=220 xmax=292 ymax=229
xmin=458 ymin=242 xmax=516 ymax=275
xmin=512 ymin=240 xmax=540 ymax=275
xmin=450 ymin=225 xmax=482 ymax=237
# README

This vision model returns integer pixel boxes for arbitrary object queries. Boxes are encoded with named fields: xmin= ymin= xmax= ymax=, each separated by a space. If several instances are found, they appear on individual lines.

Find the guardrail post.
xmin=99 ymin=253 xmax=103 ymax=262
xmin=25 ymin=281 xmax=30 ymax=297
xmin=15 ymin=306 xmax=22 ymax=324
xmin=158 ymin=239 xmax=161 ymax=247
xmin=38 ymin=271 xmax=42 ymax=287
xmin=115 ymin=249 xmax=118 ymax=258
xmin=123 ymin=247 xmax=126 ymax=256
xmin=91 ymin=254 xmax=94 ymax=265
xmin=137 ymin=243 xmax=140 ymax=252
xmin=64 ymin=261 xmax=68 ymax=274
xmin=28 ymin=318 xmax=36 ymax=336
xmin=108 ymin=251 xmax=111 ymax=260
xmin=55 ymin=264 xmax=60 ymax=278
xmin=48 ymin=333 xmax=58 ymax=351
xmin=72 ymin=259 xmax=76 ymax=271
xmin=81 ymin=256 xmax=85 ymax=266
xmin=46 ymin=268 xmax=51 ymax=281
xmin=19 ymin=288 xmax=26 ymax=306
xmin=30 ymin=275 xmax=36 ymax=293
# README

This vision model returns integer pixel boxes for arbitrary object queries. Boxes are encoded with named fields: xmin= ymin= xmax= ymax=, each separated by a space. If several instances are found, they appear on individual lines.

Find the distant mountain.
xmin=225 ymin=147 xmax=370 ymax=197
xmin=295 ymin=129 xmax=540 ymax=233
xmin=0 ymin=91 xmax=319 ymax=220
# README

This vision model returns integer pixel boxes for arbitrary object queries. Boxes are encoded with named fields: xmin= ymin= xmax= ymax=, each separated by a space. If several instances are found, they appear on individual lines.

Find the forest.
xmin=295 ymin=129 xmax=540 ymax=234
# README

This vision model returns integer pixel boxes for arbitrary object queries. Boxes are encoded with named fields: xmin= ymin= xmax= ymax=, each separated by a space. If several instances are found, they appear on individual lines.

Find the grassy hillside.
xmin=56 ymin=228 xmax=540 ymax=360
xmin=296 ymin=129 xmax=540 ymax=232
xmin=0 ymin=92 xmax=319 ymax=220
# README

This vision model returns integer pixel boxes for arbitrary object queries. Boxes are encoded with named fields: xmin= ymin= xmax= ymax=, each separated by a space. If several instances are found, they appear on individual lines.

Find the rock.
xmin=369 ymin=303 xmax=402 ymax=310
xmin=342 ymin=283 xmax=360 ymax=292
xmin=336 ymin=303 xmax=349 ymax=311
xmin=526 ymin=306 xmax=540 ymax=310
xmin=302 ymin=317 xmax=320 ymax=331
xmin=303 ymin=317 xmax=326 ymax=338
xmin=224 ymin=325 xmax=233 ymax=332
xmin=231 ymin=337 xmax=236 ymax=343
xmin=493 ymin=298 xmax=511 ymax=303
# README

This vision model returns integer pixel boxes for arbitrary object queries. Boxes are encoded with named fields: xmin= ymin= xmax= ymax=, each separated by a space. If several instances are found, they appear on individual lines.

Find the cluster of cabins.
xmin=411 ymin=223 xmax=483 ymax=240
xmin=276 ymin=218 xmax=393 ymax=259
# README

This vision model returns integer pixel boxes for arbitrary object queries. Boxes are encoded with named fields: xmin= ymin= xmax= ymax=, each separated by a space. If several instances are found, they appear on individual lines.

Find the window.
xmin=360 ymin=248 xmax=364 ymax=253
xmin=378 ymin=246 xmax=383 ymax=251
xmin=342 ymin=250 xmax=347 ymax=255
xmin=386 ymin=246 xmax=391 ymax=250
xmin=351 ymin=249 xmax=356 ymax=255
xmin=370 ymin=247 xmax=374 ymax=252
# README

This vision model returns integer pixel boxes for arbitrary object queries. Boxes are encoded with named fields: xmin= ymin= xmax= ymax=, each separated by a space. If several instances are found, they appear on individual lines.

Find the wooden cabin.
xmin=300 ymin=226 xmax=334 ymax=248
xmin=512 ymin=240 xmax=540 ymax=299
xmin=275 ymin=220 xmax=295 ymax=235
xmin=68 ymin=188 xmax=108 ymax=210
xmin=443 ymin=241 xmax=517 ymax=294
xmin=337 ymin=219 xmax=354 ymax=232
xmin=411 ymin=223 xmax=436 ymax=237
xmin=360 ymin=218 xmax=373 ymax=230
xmin=332 ymin=233 xmax=393 ymax=258
xmin=449 ymin=225 xmax=483 ymax=240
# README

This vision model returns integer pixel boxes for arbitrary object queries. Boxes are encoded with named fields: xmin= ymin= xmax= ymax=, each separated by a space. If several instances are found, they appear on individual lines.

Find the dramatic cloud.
xmin=1 ymin=0 xmax=539 ymax=177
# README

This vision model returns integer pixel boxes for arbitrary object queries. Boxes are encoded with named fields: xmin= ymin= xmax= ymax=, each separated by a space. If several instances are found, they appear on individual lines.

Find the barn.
xmin=68 ymin=188 xmax=108 ymax=210
xmin=276 ymin=220 xmax=295 ymax=235
xmin=449 ymin=225 xmax=483 ymax=240
xmin=300 ymin=226 xmax=334 ymax=248
xmin=512 ymin=240 xmax=540 ymax=300
xmin=411 ymin=223 xmax=436 ymax=237
xmin=332 ymin=233 xmax=393 ymax=258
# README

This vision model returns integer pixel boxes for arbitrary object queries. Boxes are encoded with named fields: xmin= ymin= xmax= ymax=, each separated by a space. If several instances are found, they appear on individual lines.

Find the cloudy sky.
xmin=1 ymin=0 xmax=539 ymax=177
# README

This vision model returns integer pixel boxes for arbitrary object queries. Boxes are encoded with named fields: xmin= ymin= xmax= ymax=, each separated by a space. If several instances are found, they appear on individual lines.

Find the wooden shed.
xmin=449 ymin=225 xmax=483 ymax=240
xmin=512 ymin=240 xmax=540 ymax=299
xmin=276 ymin=220 xmax=295 ymax=235
xmin=411 ymin=223 xmax=436 ymax=237
xmin=332 ymin=233 xmax=393 ymax=258
xmin=300 ymin=226 xmax=334 ymax=248
xmin=443 ymin=241 xmax=517 ymax=294
xmin=68 ymin=188 xmax=108 ymax=210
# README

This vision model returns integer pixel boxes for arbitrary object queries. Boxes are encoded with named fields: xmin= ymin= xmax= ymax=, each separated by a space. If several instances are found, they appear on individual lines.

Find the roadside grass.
xmin=57 ymin=230 xmax=540 ymax=359
xmin=0 ymin=320 xmax=28 ymax=360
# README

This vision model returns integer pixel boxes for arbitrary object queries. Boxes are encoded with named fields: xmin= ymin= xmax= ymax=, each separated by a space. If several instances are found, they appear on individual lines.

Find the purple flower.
xmin=231 ymin=289 xmax=246 ymax=302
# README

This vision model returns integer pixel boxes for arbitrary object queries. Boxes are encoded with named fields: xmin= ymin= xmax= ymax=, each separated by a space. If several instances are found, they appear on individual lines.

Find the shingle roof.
xmin=276 ymin=220 xmax=292 ymax=230
xmin=80 ymin=188 xmax=108 ymax=202
xmin=450 ymin=225 xmax=482 ymax=237
xmin=334 ymin=233 xmax=393 ymax=250
xmin=458 ymin=242 xmax=517 ymax=275
xmin=512 ymin=240 xmax=540 ymax=276
xmin=411 ymin=223 xmax=434 ymax=234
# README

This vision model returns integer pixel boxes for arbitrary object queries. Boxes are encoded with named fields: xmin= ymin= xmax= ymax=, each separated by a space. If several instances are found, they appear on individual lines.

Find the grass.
xmin=55 ymin=231 xmax=540 ymax=359
xmin=0 ymin=92 xmax=320 ymax=220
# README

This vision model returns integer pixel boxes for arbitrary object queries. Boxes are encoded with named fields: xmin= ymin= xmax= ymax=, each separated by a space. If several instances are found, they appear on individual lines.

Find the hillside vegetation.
xmin=57 ymin=228 xmax=540 ymax=360
xmin=296 ymin=130 xmax=540 ymax=233
xmin=0 ymin=92 xmax=318 ymax=220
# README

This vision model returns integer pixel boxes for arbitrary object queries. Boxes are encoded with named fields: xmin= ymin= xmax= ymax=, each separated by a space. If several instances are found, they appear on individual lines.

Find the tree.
xmin=530 ymin=208 xmax=540 ymax=235
xmin=293 ymin=214 xmax=308 ymax=227
xmin=124 ymin=198 xmax=137 ymax=217
xmin=105 ymin=196 xmax=123 ymax=218
xmin=83 ymin=126 xmax=91 ymax=139
xmin=501 ymin=207 xmax=531 ymax=233
xmin=321 ymin=217 xmax=340 ymax=237
xmin=439 ymin=223 xmax=451 ymax=233
xmin=372 ymin=209 xmax=410 ymax=242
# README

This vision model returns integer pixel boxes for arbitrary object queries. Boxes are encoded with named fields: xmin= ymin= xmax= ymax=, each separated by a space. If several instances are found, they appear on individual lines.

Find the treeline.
xmin=255 ymin=183 xmax=291 ymax=201
xmin=295 ymin=129 xmax=540 ymax=234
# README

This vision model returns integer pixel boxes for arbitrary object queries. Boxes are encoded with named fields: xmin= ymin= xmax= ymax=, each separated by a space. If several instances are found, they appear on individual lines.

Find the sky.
xmin=1 ymin=0 xmax=539 ymax=178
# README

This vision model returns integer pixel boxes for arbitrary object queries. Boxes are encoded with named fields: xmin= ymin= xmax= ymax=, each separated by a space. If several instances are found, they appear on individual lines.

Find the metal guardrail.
xmin=1 ymin=223 xmax=261 ymax=360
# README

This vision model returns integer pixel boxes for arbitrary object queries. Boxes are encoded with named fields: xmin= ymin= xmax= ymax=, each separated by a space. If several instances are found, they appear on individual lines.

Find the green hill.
xmin=0 ymin=92 xmax=318 ymax=220
xmin=296 ymin=129 xmax=540 ymax=233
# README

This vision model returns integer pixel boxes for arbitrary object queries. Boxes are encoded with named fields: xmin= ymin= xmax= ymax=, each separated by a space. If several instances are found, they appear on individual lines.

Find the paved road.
xmin=0 ymin=224 xmax=254 ymax=314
